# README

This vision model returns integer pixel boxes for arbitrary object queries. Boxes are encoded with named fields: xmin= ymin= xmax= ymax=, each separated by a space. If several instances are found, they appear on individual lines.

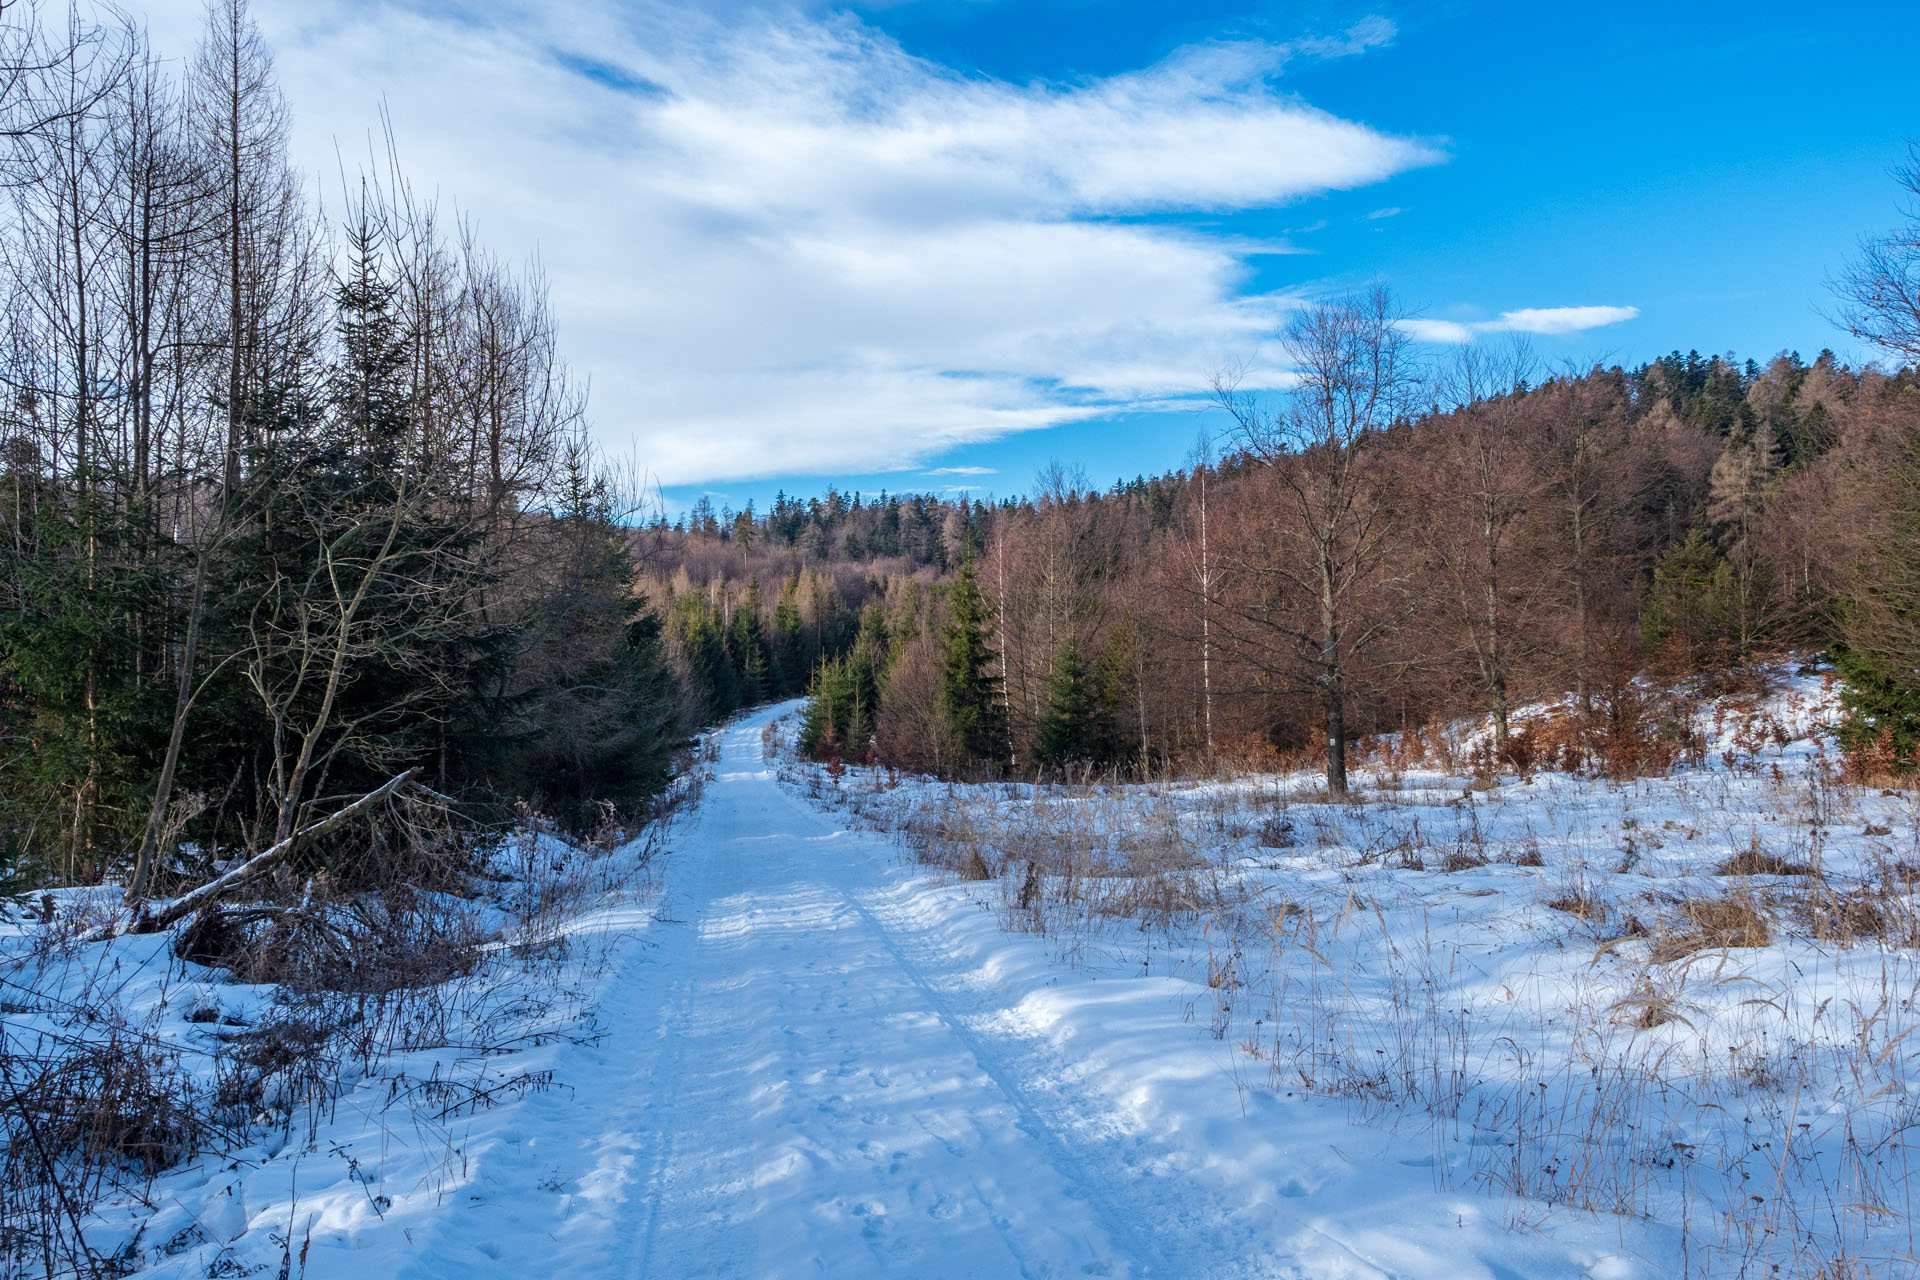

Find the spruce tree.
xmin=1033 ymin=641 xmax=1101 ymax=773
xmin=937 ymin=556 xmax=1006 ymax=770
xmin=1835 ymin=430 xmax=1920 ymax=773
xmin=799 ymin=656 xmax=855 ymax=761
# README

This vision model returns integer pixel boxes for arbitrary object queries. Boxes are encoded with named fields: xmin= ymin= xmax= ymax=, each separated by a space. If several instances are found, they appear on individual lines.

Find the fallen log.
xmin=93 ymin=768 xmax=419 ymax=941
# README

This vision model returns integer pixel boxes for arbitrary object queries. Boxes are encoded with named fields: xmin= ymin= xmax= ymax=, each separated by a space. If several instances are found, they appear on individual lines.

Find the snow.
xmin=365 ymin=703 xmax=1668 ymax=1278
xmin=8 ymin=667 xmax=1917 ymax=1277
xmin=784 ymin=663 xmax=1920 ymax=1276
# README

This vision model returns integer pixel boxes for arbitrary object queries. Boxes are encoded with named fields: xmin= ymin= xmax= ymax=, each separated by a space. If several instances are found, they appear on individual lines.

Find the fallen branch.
xmin=89 ymin=769 xmax=419 ymax=942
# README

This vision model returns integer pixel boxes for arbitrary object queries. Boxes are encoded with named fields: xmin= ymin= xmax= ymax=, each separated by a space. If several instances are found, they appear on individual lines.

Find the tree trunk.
xmin=126 ymin=544 xmax=213 ymax=902
xmin=1323 ymin=687 xmax=1347 ymax=797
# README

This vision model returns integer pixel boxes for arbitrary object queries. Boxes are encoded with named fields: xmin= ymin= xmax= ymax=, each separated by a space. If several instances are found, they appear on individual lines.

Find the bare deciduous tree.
xmin=1835 ymin=141 xmax=1920 ymax=364
xmin=1425 ymin=339 xmax=1548 ymax=753
xmin=1213 ymin=286 xmax=1418 ymax=796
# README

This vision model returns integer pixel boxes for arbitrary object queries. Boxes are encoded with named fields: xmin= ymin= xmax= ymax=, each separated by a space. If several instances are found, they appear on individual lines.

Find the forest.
xmin=0 ymin=1 xmax=691 ymax=900
xmin=689 ymin=318 xmax=1920 ymax=791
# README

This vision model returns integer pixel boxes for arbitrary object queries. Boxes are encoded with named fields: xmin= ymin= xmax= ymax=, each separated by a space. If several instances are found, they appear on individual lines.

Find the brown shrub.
xmin=1841 ymin=726 xmax=1914 ymax=788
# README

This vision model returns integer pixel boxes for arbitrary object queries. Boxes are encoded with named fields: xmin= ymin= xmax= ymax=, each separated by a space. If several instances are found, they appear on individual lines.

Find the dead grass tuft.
xmin=1544 ymin=881 xmax=1608 ymax=923
xmin=1505 ymin=841 xmax=1546 ymax=868
xmin=1716 ymin=838 xmax=1813 ymax=878
xmin=1652 ymin=894 xmax=1772 ymax=961
xmin=1610 ymin=979 xmax=1689 ymax=1030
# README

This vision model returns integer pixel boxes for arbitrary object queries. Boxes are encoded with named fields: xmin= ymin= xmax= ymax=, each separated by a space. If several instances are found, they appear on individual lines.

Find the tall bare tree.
xmin=191 ymin=0 xmax=293 ymax=492
xmin=1425 ymin=340 xmax=1547 ymax=753
xmin=1213 ymin=286 xmax=1418 ymax=796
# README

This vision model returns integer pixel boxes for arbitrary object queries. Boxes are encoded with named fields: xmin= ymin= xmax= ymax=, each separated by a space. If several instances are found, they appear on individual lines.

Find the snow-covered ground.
xmin=7 ymin=670 xmax=1917 ymax=1277
xmin=794 ymin=664 xmax=1920 ymax=1278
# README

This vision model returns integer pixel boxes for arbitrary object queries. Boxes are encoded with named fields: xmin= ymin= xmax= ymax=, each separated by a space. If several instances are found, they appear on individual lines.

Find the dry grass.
xmin=877 ymin=782 xmax=1239 ymax=941
xmin=1543 ymin=880 xmax=1609 ymax=923
xmin=1790 ymin=865 xmax=1920 ymax=947
xmin=1716 ymin=838 xmax=1814 ymax=878
xmin=1 ymin=1014 xmax=225 ymax=1278
xmin=1609 ymin=977 xmax=1689 ymax=1029
xmin=1651 ymin=893 xmax=1773 ymax=962
xmin=778 ymin=692 xmax=1920 ymax=1279
xmin=0 ymin=779 xmax=692 ymax=1278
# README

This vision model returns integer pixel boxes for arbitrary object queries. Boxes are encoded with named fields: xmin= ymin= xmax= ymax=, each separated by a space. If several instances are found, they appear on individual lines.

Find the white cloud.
xmin=925 ymin=466 xmax=995 ymax=476
xmin=1496 ymin=305 xmax=1641 ymax=335
xmin=1401 ymin=305 xmax=1640 ymax=344
xmin=133 ymin=0 xmax=1441 ymax=484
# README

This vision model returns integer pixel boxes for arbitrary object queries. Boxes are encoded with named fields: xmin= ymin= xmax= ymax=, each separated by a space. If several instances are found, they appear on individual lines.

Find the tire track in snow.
xmin=628 ymin=922 xmax=694 ymax=1280
xmin=829 ymin=882 xmax=1174 ymax=1277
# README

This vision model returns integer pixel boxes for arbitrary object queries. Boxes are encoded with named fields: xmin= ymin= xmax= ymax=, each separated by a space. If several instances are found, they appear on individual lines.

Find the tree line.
xmin=0 ymin=0 xmax=688 ymax=897
xmin=789 ymin=163 xmax=1920 ymax=788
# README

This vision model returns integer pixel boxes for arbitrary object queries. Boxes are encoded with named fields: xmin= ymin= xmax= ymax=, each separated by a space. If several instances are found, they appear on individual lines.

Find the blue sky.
xmin=136 ymin=0 xmax=1920 ymax=514
xmin=708 ymin=0 xmax=1920 ymax=511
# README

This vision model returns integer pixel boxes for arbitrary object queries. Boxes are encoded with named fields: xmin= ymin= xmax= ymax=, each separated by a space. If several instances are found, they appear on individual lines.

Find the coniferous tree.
xmin=937 ymin=555 xmax=1006 ymax=770
xmin=1032 ymin=641 xmax=1102 ymax=773
xmin=1832 ymin=429 xmax=1920 ymax=773
xmin=217 ymin=222 xmax=507 ymax=848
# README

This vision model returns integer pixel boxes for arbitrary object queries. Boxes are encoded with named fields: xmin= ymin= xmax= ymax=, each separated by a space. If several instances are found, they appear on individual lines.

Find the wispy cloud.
xmin=924 ymin=466 xmax=995 ymax=476
xmin=1401 ymin=305 xmax=1640 ymax=344
xmin=1291 ymin=16 xmax=1399 ymax=62
xmin=135 ymin=0 xmax=1438 ymax=484
xmin=1364 ymin=206 xmax=1404 ymax=219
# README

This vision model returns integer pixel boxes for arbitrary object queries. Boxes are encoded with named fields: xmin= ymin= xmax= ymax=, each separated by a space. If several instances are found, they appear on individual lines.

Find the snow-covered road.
xmin=374 ymin=705 xmax=1652 ymax=1280
xmin=394 ymin=706 xmax=1219 ymax=1278
xmin=612 ymin=714 xmax=1178 ymax=1278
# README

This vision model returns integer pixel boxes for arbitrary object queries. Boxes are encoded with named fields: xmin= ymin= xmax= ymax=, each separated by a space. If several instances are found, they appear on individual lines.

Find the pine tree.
xmin=1834 ymin=643 xmax=1920 ymax=774
xmin=937 ymin=556 xmax=1006 ymax=770
xmin=729 ymin=585 xmax=771 ymax=705
xmin=849 ymin=602 xmax=889 ymax=710
xmin=208 ymin=225 xmax=509 ymax=851
xmin=1835 ymin=428 xmax=1920 ymax=774
xmin=1033 ymin=641 xmax=1101 ymax=772
xmin=1641 ymin=528 xmax=1737 ymax=667
xmin=799 ymin=655 xmax=856 ymax=761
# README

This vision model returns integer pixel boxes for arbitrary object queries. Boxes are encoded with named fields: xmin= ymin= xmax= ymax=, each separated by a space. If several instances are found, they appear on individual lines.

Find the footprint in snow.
xmin=926 ymin=1193 xmax=962 ymax=1221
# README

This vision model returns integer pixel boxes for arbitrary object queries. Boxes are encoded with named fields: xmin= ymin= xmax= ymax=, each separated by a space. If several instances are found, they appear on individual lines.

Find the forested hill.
xmin=6 ymin=0 xmax=1917 ymax=904
xmin=718 ymin=341 xmax=1920 ymax=785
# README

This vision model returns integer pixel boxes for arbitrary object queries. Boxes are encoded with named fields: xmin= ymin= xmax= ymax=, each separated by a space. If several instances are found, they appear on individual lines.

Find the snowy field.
xmin=791 ymin=663 xmax=1920 ymax=1278
xmin=4 ymin=669 xmax=1916 ymax=1278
